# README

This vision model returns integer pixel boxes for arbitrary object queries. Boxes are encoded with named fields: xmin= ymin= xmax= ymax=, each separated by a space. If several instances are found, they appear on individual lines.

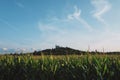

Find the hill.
xmin=33 ymin=46 xmax=87 ymax=55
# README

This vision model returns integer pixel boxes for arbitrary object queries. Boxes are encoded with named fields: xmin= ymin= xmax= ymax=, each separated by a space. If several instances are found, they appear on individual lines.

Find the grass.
xmin=0 ymin=54 xmax=120 ymax=80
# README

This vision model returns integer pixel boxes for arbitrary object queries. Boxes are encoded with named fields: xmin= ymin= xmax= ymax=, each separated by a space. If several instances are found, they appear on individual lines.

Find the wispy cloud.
xmin=16 ymin=3 xmax=24 ymax=8
xmin=38 ymin=23 xmax=58 ymax=32
xmin=38 ymin=6 xmax=94 ymax=33
xmin=67 ymin=6 xmax=93 ymax=31
xmin=38 ymin=22 xmax=66 ymax=35
xmin=16 ymin=2 xmax=24 ymax=8
xmin=91 ymin=0 xmax=111 ymax=25
xmin=37 ymin=6 xmax=95 ymax=49
xmin=0 ymin=18 xmax=18 ymax=32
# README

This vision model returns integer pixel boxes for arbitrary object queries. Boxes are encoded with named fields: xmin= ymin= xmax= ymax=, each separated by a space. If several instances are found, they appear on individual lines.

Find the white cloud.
xmin=67 ymin=6 xmax=93 ymax=31
xmin=91 ymin=0 xmax=111 ymax=25
xmin=2 ymin=48 xmax=7 ymax=51
xmin=73 ymin=6 xmax=81 ymax=18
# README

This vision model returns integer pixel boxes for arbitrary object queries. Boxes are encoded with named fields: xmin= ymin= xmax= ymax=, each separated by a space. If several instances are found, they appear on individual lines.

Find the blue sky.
xmin=0 ymin=0 xmax=120 ymax=51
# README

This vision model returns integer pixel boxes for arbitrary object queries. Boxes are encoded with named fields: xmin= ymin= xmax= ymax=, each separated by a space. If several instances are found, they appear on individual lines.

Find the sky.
xmin=0 ymin=0 xmax=120 ymax=52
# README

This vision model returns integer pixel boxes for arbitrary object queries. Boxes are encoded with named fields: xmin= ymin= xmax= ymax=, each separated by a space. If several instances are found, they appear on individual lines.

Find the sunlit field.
xmin=0 ymin=54 xmax=120 ymax=80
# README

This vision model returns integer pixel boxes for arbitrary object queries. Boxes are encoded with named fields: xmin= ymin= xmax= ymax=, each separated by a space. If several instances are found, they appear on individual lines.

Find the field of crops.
xmin=0 ymin=54 xmax=120 ymax=80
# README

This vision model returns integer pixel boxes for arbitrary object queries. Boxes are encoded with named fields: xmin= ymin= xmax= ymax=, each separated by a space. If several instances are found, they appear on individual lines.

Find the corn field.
xmin=0 ymin=54 xmax=120 ymax=80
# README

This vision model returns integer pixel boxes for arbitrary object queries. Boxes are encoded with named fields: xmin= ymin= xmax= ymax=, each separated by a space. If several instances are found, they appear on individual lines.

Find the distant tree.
xmin=55 ymin=45 xmax=60 ymax=49
xmin=33 ymin=50 xmax=37 ymax=55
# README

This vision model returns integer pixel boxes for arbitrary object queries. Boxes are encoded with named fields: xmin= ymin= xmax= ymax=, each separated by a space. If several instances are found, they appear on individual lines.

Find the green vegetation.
xmin=0 ymin=54 xmax=120 ymax=80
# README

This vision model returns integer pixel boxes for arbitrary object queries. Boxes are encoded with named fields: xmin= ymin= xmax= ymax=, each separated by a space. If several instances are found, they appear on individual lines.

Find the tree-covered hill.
xmin=33 ymin=46 xmax=86 ymax=55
